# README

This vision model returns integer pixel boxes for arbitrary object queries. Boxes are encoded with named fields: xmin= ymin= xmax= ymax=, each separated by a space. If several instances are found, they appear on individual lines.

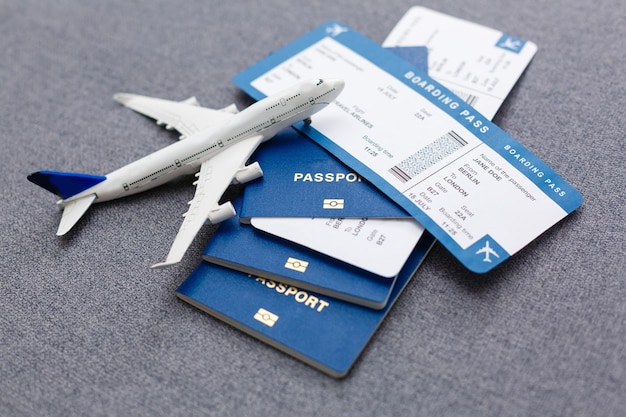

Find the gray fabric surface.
xmin=1 ymin=1 xmax=624 ymax=416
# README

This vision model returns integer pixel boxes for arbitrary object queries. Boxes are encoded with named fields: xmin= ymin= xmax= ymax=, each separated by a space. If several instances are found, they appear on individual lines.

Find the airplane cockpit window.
xmin=316 ymin=79 xmax=324 ymax=85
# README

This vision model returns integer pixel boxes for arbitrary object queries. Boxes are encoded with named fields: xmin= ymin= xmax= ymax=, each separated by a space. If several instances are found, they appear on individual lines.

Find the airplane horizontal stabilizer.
xmin=151 ymin=260 xmax=180 ymax=269
xmin=27 ymin=170 xmax=106 ymax=199
xmin=57 ymin=194 xmax=97 ymax=236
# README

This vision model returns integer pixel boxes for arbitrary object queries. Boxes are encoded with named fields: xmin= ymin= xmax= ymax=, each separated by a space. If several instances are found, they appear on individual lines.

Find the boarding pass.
xmin=233 ymin=22 xmax=582 ymax=273
xmin=251 ymin=216 xmax=424 ymax=278
xmin=384 ymin=7 xmax=538 ymax=119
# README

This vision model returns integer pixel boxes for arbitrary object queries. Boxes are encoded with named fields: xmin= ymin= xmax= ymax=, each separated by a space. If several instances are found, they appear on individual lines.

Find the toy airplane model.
xmin=28 ymin=78 xmax=345 ymax=268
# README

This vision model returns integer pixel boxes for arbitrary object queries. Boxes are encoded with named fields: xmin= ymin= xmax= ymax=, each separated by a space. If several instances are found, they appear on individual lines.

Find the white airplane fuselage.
xmin=60 ymin=79 xmax=344 ymax=207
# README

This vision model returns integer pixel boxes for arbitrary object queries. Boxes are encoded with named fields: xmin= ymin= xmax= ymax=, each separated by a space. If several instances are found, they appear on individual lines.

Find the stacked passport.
xmin=176 ymin=128 xmax=435 ymax=378
xmin=176 ymin=45 xmax=433 ymax=378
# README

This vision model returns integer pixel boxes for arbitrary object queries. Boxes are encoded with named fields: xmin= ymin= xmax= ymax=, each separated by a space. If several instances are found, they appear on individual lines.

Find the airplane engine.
xmin=233 ymin=162 xmax=263 ymax=184
xmin=207 ymin=201 xmax=236 ymax=224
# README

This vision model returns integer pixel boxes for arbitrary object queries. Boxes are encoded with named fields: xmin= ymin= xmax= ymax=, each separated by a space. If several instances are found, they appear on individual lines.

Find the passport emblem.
xmin=284 ymin=257 xmax=309 ymax=272
xmin=253 ymin=308 xmax=279 ymax=327
xmin=323 ymin=199 xmax=344 ymax=209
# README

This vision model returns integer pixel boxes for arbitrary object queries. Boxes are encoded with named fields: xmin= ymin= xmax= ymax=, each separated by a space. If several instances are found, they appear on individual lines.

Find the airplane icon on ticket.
xmin=476 ymin=240 xmax=500 ymax=263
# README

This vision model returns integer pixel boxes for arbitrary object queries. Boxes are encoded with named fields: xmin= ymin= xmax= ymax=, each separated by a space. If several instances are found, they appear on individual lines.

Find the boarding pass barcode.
xmin=451 ymin=89 xmax=479 ymax=107
xmin=389 ymin=131 xmax=467 ymax=183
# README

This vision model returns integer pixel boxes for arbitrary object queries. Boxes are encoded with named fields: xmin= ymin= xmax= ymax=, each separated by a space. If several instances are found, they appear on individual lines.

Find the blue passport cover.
xmin=240 ymin=129 xmax=408 ymax=219
xmin=177 ymin=232 xmax=435 ymax=378
xmin=240 ymin=46 xmax=427 ymax=220
xmin=203 ymin=211 xmax=400 ymax=309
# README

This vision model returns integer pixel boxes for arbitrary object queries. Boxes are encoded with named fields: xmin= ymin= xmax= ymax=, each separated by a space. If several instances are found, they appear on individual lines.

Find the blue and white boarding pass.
xmin=233 ymin=22 xmax=582 ymax=273
xmin=384 ymin=6 xmax=538 ymax=120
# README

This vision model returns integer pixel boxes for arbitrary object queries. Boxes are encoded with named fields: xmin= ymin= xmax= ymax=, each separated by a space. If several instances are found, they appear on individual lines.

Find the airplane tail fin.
xmin=28 ymin=170 xmax=105 ymax=235
xmin=27 ymin=170 xmax=106 ymax=199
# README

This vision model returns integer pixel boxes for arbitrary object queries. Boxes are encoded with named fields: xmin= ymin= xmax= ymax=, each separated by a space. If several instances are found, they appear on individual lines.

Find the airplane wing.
xmin=113 ymin=93 xmax=238 ymax=139
xmin=151 ymin=134 xmax=264 ymax=268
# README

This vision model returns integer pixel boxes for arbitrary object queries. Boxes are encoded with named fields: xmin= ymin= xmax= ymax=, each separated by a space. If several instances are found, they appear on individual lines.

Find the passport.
xmin=177 ymin=231 xmax=435 ymax=378
xmin=240 ymin=128 xmax=408 ymax=220
xmin=203 ymin=211 xmax=402 ymax=309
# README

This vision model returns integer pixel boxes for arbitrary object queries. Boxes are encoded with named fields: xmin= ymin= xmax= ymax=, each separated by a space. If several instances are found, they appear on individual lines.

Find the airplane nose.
xmin=327 ymin=78 xmax=345 ymax=94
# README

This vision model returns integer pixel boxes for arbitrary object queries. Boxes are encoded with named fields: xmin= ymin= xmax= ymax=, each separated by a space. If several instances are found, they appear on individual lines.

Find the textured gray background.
xmin=1 ymin=1 xmax=624 ymax=416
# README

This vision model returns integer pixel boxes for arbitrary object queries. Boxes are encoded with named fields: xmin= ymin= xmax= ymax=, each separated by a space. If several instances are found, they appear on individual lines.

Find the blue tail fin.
xmin=27 ymin=170 xmax=106 ymax=199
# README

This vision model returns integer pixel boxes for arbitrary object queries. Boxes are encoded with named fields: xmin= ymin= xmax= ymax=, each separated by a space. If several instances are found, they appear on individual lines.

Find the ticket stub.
xmin=251 ymin=216 xmax=424 ymax=278
xmin=233 ymin=22 xmax=582 ymax=273
xmin=383 ymin=6 xmax=538 ymax=119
